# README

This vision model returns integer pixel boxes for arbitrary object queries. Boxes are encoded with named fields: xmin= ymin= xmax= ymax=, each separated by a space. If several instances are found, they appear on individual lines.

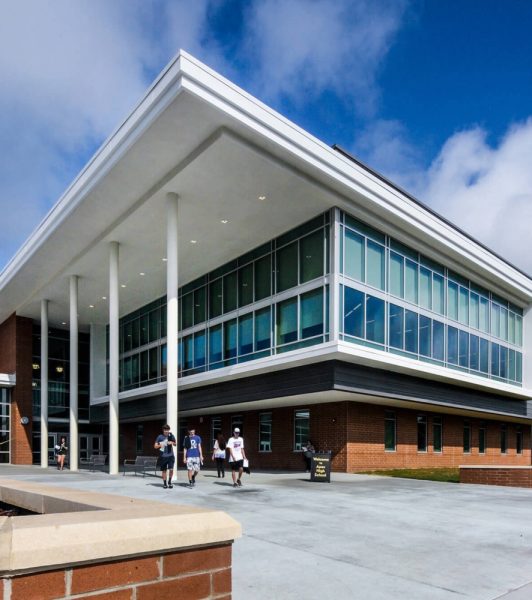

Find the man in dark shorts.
xmin=227 ymin=428 xmax=247 ymax=488
xmin=154 ymin=424 xmax=176 ymax=489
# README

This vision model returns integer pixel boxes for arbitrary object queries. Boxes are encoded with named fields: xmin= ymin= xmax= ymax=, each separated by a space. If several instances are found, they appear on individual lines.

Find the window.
xmin=367 ymin=241 xmax=385 ymax=290
xmin=389 ymin=252 xmax=404 ymax=298
xmin=447 ymin=327 xmax=458 ymax=365
xmin=500 ymin=424 xmax=507 ymax=454
xmin=344 ymin=287 xmax=364 ymax=338
xmin=277 ymin=242 xmax=298 ymax=292
xmin=231 ymin=415 xmax=243 ymax=436
xmin=448 ymin=281 xmax=458 ymax=321
xmin=388 ymin=304 xmax=404 ymax=349
xmin=405 ymin=259 xmax=418 ymax=304
xmin=182 ymin=293 xmax=193 ymax=329
xmin=238 ymin=313 xmax=253 ymax=356
xmin=136 ymin=424 xmax=144 ymax=454
xmin=259 ymin=413 xmax=272 ymax=452
xmin=294 ymin=410 xmax=309 ymax=451
xmin=433 ymin=274 xmax=445 ymax=315
xmin=238 ymin=263 xmax=254 ymax=308
xmin=300 ymin=288 xmax=324 ymax=339
xmin=194 ymin=286 xmax=206 ymax=324
xmin=345 ymin=229 xmax=365 ymax=282
xmin=385 ymin=411 xmax=396 ymax=451
xmin=209 ymin=325 xmax=222 ymax=365
xmin=433 ymin=417 xmax=442 ymax=453
xmin=255 ymin=307 xmax=271 ymax=351
xmin=463 ymin=422 xmax=471 ymax=453
xmin=478 ymin=423 xmax=486 ymax=454
xmin=366 ymin=295 xmax=385 ymax=344
xmin=405 ymin=310 xmax=418 ymax=354
xmin=255 ymin=254 xmax=271 ymax=301
xmin=224 ymin=319 xmax=237 ymax=361
xmin=432 ymin=321 xmax=445 ymax=362
xmin=419 ymin=267 xmax=431 ymax=309
xmin=209 ymin=278 xmax=223 ymax=318
xmin=458 ymin=330 xmax=469 ymax=368
xmin=417 ymin=415 xmax=427 ymax=452
xmin=458 ymin=286 xmax=469 ymax=325
xmin=223 ymin=271 xmax=238 ymax=313
xmin=516 ymin=426 xmax=523 ymax=455
xmin=277 ymin=297 xmax=298 ymax=345
xmin=419 ymin=315 xmax=431 ymax=356
xmin=194 ymin=331 xmax=206 ymax=368
xmin=300 ymin=230 xmax=323 ymax=283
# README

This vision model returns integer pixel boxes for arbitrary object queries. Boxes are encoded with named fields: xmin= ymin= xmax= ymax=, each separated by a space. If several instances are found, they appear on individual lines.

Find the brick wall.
xmin=460 ymin=467 xmax=532 ymax=487
xmin=177 ymin=400 xmax=531 ymax=473
xmin=0 ymin=313 xmax=34 ymax=464
xmin=2 ymin=544 xmax=232 ymax=600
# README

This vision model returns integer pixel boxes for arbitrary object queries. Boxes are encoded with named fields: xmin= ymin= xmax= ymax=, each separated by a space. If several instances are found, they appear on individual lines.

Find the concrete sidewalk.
xmin=2 ymin=465 xmax=532 ymax=600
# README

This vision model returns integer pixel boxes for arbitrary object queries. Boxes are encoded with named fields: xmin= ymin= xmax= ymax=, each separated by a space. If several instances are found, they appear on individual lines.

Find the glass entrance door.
xmin=79 ymin=434 xmax=102 ymax=460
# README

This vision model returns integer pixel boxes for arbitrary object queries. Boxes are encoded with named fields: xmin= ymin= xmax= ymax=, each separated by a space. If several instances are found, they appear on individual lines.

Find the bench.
xmin=80 ymin=454 xmax=107 ymax=471
xmin=123 ymin=455 xmax=158 ymax=477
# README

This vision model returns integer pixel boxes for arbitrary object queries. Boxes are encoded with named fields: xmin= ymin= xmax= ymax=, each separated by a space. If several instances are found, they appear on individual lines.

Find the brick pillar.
xmin=0 ymin=313 xmax=34 ymax=464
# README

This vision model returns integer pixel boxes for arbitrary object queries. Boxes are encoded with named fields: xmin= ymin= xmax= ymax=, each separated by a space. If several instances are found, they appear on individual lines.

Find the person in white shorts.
xmin=183 ymin=427 xmax=203 ymax=488
xmin=227 ymin=428 xmax=247 ymax=488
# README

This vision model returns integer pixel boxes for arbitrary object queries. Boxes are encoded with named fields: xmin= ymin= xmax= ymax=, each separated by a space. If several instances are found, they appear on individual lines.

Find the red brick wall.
xmin=178 ymin=400 xmax=531 ymax=473
xmin=345 ymin=403 xmax=531 ymax=471
xmin=460 ymin=467 xmax=532 ymax=487
xmin=0 ymin=313 xmax=17 ymax=373
xmin=2 ymin=544 xmax=232 ymax=600
xmin=0 ymin=313 xmax=34 ymax=464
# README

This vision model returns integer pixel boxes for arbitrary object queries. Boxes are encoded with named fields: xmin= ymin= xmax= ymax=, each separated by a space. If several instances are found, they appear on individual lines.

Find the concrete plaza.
xmin=1 ymin=465 xmax=532 ymax=600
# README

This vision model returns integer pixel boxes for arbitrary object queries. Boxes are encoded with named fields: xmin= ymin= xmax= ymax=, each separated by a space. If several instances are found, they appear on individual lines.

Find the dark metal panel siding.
xmin=90 ymin=360 xmax=530 ymax=422
xmin=333 ymin=362 xmax=529 ymax=417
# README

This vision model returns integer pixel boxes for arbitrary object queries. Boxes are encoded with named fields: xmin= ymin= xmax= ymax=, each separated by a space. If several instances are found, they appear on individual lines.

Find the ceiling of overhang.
xmin=17 ymin=129 xmax=338 ymax=328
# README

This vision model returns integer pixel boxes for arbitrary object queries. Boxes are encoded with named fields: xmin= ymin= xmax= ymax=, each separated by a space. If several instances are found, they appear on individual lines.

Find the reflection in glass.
xmin=366 ymin=296 xmax=385 ymax=344
xmin=300 ymin=288 xmax=324 ymax=339
xmin=388 ymin=304 xmax=403 ymax=349
xmin=344 ymin=287 xmax=364 ymax=339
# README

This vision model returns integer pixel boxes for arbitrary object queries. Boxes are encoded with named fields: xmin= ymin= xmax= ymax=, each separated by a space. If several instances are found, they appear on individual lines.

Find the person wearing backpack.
xmin=212 ymin=433 xmax=227 ymax=478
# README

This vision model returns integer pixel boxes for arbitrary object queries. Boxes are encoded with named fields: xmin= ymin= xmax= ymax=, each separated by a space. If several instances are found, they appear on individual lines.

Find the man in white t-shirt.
xmin=227 ymin=428 xmax=247 ymax=488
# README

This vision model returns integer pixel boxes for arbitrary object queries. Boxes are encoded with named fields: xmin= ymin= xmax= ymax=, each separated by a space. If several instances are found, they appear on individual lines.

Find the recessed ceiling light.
xmin=102 ymin=296 xmax=107 ymax=300
xmin=121 ymin=284 xmax=126 ymax=288
xmin=220 ymin=219 xmax=229 ymax=224
xmin=89 ymin=305 xmax=94 ymax=308
xmin=258 ymin=195 xmax=266 ymax=201
xmin=190 ymin=240 xmax=197 ymax=244
xmin=61 ymin=322 xmax=67 ymax=325
xmin=139 ymin=272 xmax=145 ymax=276
xmin=162 ymin=257 xmax=167 ymax=262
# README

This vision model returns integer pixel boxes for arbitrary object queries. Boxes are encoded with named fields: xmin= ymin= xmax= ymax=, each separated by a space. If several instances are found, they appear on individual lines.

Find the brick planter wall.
xmin=2 ymin=544 xmax=232 ymax=600
xmin=460 ymin=466 xmax=532 ymax=488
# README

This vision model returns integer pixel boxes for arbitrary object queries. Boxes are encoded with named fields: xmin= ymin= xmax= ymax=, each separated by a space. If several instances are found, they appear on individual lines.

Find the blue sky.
xmin=1 ymin=0 xmax=532 ymax=274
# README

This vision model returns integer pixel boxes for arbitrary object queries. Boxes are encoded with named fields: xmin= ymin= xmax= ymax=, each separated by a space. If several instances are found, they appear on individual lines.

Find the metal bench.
xmin=123 ymin=455 xmax=158 ymax=477
xmin=80 ymin=454 xmax=107 ymax=471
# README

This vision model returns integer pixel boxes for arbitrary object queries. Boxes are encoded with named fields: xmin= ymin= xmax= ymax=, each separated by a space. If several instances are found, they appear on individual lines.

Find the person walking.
xmin=212 ymin=433 xmax=227 ymax=478
xmin=227 ymin=428 xmax=247 ymax=488
xmin=56 ymin=436 xmax=68 ymax=470
xmin=183 ymin=427 xmax=203 ymax=488
xmin=154 ymin=424 xmax=176 ymax=489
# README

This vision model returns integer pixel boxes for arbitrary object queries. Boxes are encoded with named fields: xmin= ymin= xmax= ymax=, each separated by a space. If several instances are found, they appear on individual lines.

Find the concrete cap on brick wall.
xmin=0 ymin=479 xmax=241 ymax=575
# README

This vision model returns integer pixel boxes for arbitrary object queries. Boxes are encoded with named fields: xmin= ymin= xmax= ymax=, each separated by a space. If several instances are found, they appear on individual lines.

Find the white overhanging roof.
xmin=1 ymin=50 xmax=532 ymax=330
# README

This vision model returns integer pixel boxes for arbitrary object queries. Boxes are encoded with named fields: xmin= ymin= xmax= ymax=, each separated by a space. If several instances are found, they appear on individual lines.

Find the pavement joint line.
xmin=243 ymin=532 xmax=467 ymax=596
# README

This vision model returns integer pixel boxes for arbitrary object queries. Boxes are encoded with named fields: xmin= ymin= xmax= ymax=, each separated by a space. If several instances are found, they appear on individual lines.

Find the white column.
xmin=109 ymin=242 xmax=120 ymax=475
xmin=40 ymin=300 xmax=49 ymax=468
xmin=69 ymin=275 xmax=79 ymax=471
xmin=166 ymin=193 xmax=179 ymax=478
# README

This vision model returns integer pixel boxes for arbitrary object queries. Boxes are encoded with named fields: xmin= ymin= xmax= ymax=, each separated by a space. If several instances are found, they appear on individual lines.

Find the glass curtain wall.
xmin=114 ymin=213 xmax=330 ymax=391
xmin=339 ymin=211 xmax=524 ymax=386
xmin=0 ymin=388 xmax=10 ymax=463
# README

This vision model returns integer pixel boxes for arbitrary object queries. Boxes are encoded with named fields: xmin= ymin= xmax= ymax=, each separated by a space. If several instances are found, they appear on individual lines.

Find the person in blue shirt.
xmin=154 ymin=424 xmax=176 ymax=489
xmin=183 ymin=427 xmax=203 ymax=488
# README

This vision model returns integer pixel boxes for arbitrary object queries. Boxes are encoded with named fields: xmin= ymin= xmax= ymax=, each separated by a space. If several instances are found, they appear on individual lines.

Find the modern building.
xmin=1 ymin=51 xmax=531 ymax=473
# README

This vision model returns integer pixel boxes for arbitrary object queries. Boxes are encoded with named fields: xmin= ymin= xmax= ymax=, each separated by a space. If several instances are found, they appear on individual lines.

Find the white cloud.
xmin=243 ymin=0 xmax=407 ymax=115
xmin=419 ymin=121 xmax=532 ymax=275
xmin=0 ymin=0 xmax=219 ymax=270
